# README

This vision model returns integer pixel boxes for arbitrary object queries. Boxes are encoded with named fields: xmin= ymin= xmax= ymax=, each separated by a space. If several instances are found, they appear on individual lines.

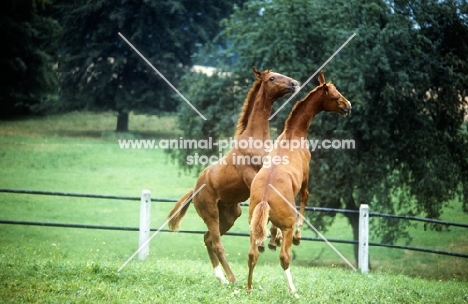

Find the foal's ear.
xmin=318 ymin=71 xmax=328 ymax=94
xmin=253 ymin=67 xmax=262 ymax=79
xmin=318 ymin=71 xmax=326 ymax=85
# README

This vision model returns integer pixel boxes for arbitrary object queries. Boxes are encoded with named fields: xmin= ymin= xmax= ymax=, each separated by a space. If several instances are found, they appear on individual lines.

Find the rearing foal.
xmin=247 ymin=72 xmax=351 ymax=295
xmin=168 ymin=68 xmax=298 ymax=283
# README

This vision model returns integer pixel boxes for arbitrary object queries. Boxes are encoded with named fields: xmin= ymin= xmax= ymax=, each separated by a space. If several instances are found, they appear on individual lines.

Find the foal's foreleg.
xmin=267 ymin=225 xmax=282 ymax=251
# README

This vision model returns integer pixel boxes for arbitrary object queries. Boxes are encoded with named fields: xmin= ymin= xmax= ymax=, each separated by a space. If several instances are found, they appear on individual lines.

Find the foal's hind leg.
xmin=203 ymin=225 xmax=236 ymax=283
xmin=210 ymin=202 xmax=242 ymax=283
xmin=293 ymin=180 xmax=309 ymax=246
xmin=195 ymin=190 xmax=236 ymax=283
xmin=203 ymin=231 xmax=227 ymax=283
xmin=218 ymin=203 xmax=242 ymax=235
xmin=279 ymin=228 xmax=298 ymax=295
xmin=202 ymin=214 xmax=237 ymax=283
xmin=247 ymin=233 xmax=260 ymax=291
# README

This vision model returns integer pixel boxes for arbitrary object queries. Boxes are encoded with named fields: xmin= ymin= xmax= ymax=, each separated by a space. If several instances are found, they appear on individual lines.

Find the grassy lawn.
xmin=1 ymin=112 xmax=467 ymax=302
xmin=2 ymin=245 xmax=467 ymax=303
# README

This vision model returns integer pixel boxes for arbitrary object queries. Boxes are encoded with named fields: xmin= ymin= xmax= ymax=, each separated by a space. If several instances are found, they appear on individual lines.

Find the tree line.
xmin=0 ymin=0 xmax=245 ymax=129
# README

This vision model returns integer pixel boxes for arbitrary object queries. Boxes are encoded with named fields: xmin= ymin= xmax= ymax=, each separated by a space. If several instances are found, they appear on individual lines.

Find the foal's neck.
xmin=283 ymin=89 xmax=323 ymax=139
xmin=239 ymin=84 xmax=275 ymax=140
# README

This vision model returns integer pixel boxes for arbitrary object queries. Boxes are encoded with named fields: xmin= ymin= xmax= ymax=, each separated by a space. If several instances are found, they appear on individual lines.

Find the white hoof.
xmin=214 ymin=265 xmax=228 ymax=284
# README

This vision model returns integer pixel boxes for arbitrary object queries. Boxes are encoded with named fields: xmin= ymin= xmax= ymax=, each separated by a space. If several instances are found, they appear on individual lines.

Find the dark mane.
xmin=234 ymin=77 xmax=263 ymax=137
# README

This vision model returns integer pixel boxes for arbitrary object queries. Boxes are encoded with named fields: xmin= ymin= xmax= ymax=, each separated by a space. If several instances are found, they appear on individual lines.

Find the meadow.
xmin=0 ymin=112 xmax=467 ymax=303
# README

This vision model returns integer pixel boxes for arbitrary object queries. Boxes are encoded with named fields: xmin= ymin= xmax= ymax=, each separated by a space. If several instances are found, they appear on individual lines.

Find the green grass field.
xmin=1 ymin=112 xmax=467 ymax=302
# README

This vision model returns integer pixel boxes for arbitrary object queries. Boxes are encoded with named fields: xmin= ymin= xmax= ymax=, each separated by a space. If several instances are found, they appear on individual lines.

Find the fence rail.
xmin=2 ymin=219 xmax=467 ymax=260
xmin=1 ymin=188 xmax=467 ymax=264
xmin=3 ymin=188 xmax=466 ymax=227
xmin=0 ymin=188 xmax=176 ymax=203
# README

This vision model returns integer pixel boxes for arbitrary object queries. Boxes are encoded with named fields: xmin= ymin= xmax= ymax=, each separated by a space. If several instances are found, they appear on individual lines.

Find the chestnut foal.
xmin=168 ymin=68 xmax=298 ymax=283
xmin=247 ymin=72 xmax=351 ymax=295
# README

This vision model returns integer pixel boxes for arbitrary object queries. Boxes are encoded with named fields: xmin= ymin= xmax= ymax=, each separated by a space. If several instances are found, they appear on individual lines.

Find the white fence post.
xmin=359 ymin=204 xmax=369 ymax=273
xmin=139 ymin=190 xmax=151 ymax=260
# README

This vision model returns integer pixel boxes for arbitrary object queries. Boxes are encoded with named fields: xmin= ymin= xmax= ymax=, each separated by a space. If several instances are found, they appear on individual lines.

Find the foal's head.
xmin=317 ymin=72 xmax=352 ymax=115
xmin=253 ymin=67 xmax=299 ymax=99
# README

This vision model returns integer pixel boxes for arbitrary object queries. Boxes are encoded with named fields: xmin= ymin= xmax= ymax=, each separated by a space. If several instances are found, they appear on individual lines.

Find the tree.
xmin=172 ymin=0 xmax=468 ymax=264
xmin=169 ymin=1 xmax=328 ymax=172
xmin=0 ymin=0 xmax=60 ymax=116
xmin=57 ymin=0 xmax=245 ymax=131
xmin=305 ymin=0 xmax=468 ymax=262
